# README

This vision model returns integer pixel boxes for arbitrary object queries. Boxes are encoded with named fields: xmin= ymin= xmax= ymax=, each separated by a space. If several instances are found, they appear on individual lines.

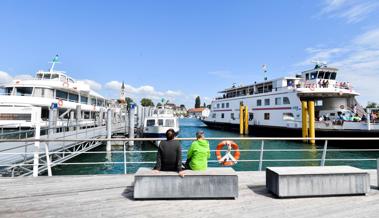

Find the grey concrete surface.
xmin=134 ymin=167 xmax=238 ymax=199
xmin=0 ymin=170 xmax=378 ymax=218
xmin=266 ymin=166 xmax=370 ymax=198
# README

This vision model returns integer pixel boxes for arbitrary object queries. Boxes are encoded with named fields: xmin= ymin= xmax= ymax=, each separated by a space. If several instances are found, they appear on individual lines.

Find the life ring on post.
xmin=215 ymin=140 xmax=240 ymax=166
xmin=58 ymin=99 xmax=63 ymax=107
xmin=309 ymin=84 xmax=315 ymax=91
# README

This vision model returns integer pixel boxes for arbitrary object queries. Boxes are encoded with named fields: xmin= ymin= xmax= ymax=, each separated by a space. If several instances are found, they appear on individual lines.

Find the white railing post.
xmin=321 ymin=140 xmax=328 ymax=166
xmin=124 ymin=141 xmax=127 ymax=174
xmin=258 ymin=140 xmax=264 ymax=171
xmin=106 ymin=109 xmax=112 ymax=151
xmin=32 ymin=122 xmax=41 ymax=177
xmin=44 ymin=142 xmax=52 ymax=176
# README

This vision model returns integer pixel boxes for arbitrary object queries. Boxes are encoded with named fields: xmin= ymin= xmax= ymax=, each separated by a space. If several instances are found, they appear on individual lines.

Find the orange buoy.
xmin=215 ymin=140 xmax=240 ymax=166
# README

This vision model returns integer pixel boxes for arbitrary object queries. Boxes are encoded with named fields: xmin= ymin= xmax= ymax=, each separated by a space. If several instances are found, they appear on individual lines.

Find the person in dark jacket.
xmin=153 ymin=129 xmax=184 ymax=177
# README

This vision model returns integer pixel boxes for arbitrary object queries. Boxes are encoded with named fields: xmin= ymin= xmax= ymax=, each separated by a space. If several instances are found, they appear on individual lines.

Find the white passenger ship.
xmin=0 ymin=56 xmax=108 ymax=129
xmin=143 ymin=107 xmax=180 ymax=144
xmin=203 ymin=63 xmax=379 ymax=138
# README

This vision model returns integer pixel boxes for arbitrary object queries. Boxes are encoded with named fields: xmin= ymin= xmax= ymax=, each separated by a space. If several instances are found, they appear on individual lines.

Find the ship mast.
xmin=49 ymin=54 xmax=60 ymax=72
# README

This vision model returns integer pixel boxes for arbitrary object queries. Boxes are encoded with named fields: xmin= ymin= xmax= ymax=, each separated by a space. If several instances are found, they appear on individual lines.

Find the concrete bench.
xmin=133 ymin=167 xmax=238 ymax=199
xmin=266 ymin=166 xmax=370 ymax=198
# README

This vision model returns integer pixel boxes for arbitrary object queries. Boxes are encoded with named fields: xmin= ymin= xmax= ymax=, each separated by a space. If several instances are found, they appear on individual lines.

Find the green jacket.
xmin=187 ymin=139 xmax=210 ymax=170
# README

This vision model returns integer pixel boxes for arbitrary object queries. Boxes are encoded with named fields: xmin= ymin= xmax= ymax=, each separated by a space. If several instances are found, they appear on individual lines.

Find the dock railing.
xmin=0 ymin=137 xmax=379 ymax=177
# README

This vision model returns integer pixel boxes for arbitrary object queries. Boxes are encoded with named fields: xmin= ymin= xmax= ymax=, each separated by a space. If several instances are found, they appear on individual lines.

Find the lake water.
xmin=53 ymin=118 xmax=379 ymax=175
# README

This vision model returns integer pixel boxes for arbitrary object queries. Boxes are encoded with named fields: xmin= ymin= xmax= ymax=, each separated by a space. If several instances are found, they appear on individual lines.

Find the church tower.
xmin=119 ymin=81 xmax=126 ymax=104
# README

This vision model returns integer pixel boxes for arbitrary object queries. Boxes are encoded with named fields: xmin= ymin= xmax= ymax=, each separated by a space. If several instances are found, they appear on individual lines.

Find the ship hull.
xmin=202 ymin=120 xmax=379 ymax=147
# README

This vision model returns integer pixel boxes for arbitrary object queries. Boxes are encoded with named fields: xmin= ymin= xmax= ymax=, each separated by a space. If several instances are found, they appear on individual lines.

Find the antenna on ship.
xmin=262 ymin=64 xmax=268 ymax=92
xmin=311 ymin=60 xmax=327 ymax=69
xmin=49 ymin=54 xmax=60 ymax=72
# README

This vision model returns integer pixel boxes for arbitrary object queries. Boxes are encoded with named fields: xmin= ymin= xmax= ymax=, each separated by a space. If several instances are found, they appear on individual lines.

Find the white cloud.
xmin=296 ymin=47 xmax=347 ymax=67
xmin=78 ymin=79 xmax=102 ymax=91
xmin=320 ymin=0 xmax=379 ymax=23
xmin=105 ymin=80 xmax=183 ymax=102
xmin=0 ymin=71 xmax=13 ymax=84
xmin=297 ymin=27 xmax=379 ymax=105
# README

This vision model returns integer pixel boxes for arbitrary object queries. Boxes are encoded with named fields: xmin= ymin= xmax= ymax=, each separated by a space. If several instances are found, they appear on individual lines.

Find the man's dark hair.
xmin=166 ymin=129 xmax=175 ymax=140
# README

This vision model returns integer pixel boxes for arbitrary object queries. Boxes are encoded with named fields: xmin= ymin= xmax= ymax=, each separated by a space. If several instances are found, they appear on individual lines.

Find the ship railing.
xmin=0 ymin=137 xmax=378 ymax=177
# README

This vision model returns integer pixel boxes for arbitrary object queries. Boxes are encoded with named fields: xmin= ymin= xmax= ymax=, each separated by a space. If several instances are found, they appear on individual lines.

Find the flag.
xmin=262 ymin=64 xmax=267 ymax=73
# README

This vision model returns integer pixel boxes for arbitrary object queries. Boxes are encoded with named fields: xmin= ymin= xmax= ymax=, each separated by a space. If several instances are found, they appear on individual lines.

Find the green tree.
xmin=157 ymin=102 xmax=162 ymax=107
xmin=367 ymin=102 xmax=378 ymax=108
xmin=141 ymin=98 xmax=155 ymax=107
xmin=203 ymin=102 xmax=206 ymax=108
xmin=195 ymin=96 xmax=201 ymax=108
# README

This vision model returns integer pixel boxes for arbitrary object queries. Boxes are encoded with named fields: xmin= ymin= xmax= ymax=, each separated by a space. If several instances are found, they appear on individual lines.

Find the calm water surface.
xmin=53 ymin=118 xmax=379 ymax=175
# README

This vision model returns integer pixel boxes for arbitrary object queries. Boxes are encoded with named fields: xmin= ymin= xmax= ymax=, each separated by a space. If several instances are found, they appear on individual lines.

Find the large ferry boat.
xmin=0 ymin=55 xmax=108 ymax=129
xmin=203 ymin=63 xmax=379 ymax=138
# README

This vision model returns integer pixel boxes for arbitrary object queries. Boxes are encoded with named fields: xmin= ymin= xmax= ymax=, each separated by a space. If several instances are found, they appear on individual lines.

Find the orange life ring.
xmin=58 ymin=99 xmax=63 ymax=107
xmin=215 ymin=140 xmax=240 ymax=166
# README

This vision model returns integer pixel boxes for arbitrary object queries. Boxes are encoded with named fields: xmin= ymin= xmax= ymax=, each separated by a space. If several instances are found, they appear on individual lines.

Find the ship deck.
xmin=0 ymin=170 xmax=378 ymax=218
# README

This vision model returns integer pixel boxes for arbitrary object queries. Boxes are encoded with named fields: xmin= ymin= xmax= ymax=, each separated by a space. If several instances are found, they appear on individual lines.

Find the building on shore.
xmin=187 ymin=108 xmax=210 ymax=119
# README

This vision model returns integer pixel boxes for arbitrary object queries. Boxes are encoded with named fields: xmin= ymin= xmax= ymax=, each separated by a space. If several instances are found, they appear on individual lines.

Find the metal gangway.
xmin=0 ymin=109 xmax=129 ymax=177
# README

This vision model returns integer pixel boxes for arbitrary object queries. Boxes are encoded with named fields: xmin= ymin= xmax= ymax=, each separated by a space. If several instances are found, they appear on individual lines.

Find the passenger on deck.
xmin=184 ymin=130 xmax=210 ymax=171
xmin=153 ymin=129 xmax=184 ymax=177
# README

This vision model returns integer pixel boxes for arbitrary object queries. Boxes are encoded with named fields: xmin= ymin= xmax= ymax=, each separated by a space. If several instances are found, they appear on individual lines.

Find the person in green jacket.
xmin=185 ymin=130 xmax=210 ymax=171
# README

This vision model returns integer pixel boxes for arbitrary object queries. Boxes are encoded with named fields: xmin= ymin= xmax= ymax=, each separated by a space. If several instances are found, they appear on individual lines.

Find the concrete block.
xmin=133 ymin=167 xmax=238 ymax=199
xmin=266 ymin=166 xmax=370 ymax=198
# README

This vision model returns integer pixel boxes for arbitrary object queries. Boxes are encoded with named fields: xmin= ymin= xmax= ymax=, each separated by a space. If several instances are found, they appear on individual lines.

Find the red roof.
xmin=188 ymin=108 xmax=206 ymax=113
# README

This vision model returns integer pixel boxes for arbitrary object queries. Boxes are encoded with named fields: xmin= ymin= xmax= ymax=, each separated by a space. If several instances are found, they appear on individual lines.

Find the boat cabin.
xmin=301 ymin=64 xmax=338 ymax=88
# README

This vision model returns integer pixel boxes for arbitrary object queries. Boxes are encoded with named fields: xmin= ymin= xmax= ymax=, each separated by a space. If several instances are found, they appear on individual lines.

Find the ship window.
xmin=226 ymin=103 xmax=229 ymax=108
xmin=249 ymin=113 xmax=254 ymax=121
xmin=5 ymin=87 xmax=13 ymax=95
xmin=305 ymin=73 xmax=309 ymax=80
xmin=165 ymin=119 xmax=175 ymax=127
xmin=330 ymin=72 xmax=337 ymax=80
xmin=0 ymin=113 xmax=32 ymax=121
xmin=311 ymin=72 xmax=317 ymax=80
xmin=69 ymin=93 xmax=79 ymax=102
xmin=212 ymin=113 xmax=216 ymax=118
xmin=264 ymin=113 xmax=270 ymax=120
xmin=221 ymin=113 xmax=224 ymax=119
xmin=43 ymin=74 xmax=51 ymax=79
xmin=222 ymin=103 xmax=225 ymax=108
xmin=257 ymin=99 xmax=262 ymax=106
xmin=283 ymin=113 xmax=294 ymax=121
xmin=91 ymin=97 xmax=96 ymax=105
xmin=264 ymin=99 xmax=270 ymax=106
xmin=15 ymin=87 xmax=33 ymax=96
xmin=97 ymin=99 xmax=104 ymax=106
xmin=231 ymin=113 xmax=235 ymax=120
xmin=318 ymin=71 xmax=325 ymax=79
xmin=56 ymin=90 xmax=68 ymax=100
xmin=81 ymin=96 xmax=88 ymax=104
xmin=283 ymin=97 xmax=290 ymax=105
xmin=146 ymin=119 xmax=155 ymax=126
xmin=158 ymin=119 xmax=164 ymax=126
xmin=217 ymin=104 xmax=220 ymax=109
xmin=51 ymin=74 xmax=59 ymax=79
xmin=275 ymin=97 xmax=281 ymax=105
xmin=36 ymin=74 xmax=43 ymax=79
xmin=324 ymin=72 xmax=331 ymax=79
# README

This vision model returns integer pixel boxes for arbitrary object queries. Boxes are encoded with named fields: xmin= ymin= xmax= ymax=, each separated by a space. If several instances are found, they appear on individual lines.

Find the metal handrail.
xmin=1 ymin=137 xmax=378 ymax=177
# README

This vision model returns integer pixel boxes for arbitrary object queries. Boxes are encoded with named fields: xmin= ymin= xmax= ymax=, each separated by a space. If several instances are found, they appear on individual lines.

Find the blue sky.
xmin=1 ymin=0 xmax=379 ymax=107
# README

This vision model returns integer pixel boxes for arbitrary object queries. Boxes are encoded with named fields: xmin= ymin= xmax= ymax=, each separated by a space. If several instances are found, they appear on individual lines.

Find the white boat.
xmin=203 ymin=63 xmax=379 ymax=138
xmin=142 ymin=107 xmax=180 ymax=146
xmin=0 ymin=55 xmax=108 ymax=129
